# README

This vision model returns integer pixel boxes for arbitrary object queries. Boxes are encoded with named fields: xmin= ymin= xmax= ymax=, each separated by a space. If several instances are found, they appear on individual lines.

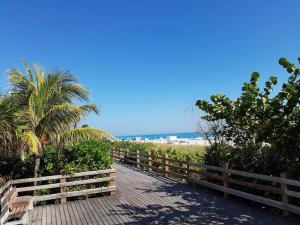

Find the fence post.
xmin=280 ymin=172 xmax=289 ymax=216
xmin=164 ymin=154 xmax=169 ymax=177
xmin=223 ymin=163 xmax=229 ymax=198
xmin=118 ymin=148 xmax=121 ymax=160
xmin=111 ymin=147 xmax=115 ymax=159
xmin=109 ymin=168 xmax=116 ymax=196
xmin=121 ymin=149 xmax=124 ymax=162
xmin=148 ymin=150 xmax=152 ymax=172
xmin=136 ymin=150 xmax=140 ymax=168
xmin=186 ymin=157 xmax=192 ymax=183
xmin=60 ymin=170 xmax=66 ymax=204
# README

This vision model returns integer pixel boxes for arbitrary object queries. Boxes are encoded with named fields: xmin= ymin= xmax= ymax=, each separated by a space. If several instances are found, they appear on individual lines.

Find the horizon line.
xmin=116 ymin=131 xmax=199 ymax=137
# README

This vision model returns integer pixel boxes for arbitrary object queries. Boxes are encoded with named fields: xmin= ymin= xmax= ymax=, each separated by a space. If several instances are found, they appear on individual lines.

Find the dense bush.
xmin=0 ymin=155 xmax=35 ymax=179
xmin=197 ymin=57 xmax=300 ymax=178
xmin=42 ymin=139 xmax=113 ymax=175
xmin=0 ymin=139 xmax=113 ymax=179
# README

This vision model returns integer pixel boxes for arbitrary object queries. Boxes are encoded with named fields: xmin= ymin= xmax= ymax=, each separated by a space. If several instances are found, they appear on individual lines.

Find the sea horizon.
xmin=117 ymin=132 xmax=204 ymax=140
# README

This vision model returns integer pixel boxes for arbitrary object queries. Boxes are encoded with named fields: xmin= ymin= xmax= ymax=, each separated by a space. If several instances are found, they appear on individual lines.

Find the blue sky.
xmin=0 ymin=0 xmax=299 ymax=136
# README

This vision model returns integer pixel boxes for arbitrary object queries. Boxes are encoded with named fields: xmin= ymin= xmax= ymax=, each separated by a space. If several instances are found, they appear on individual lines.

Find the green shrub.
xmin=0 ymin=154 xmax=35 ymax=179
xmin=41 ymin=139 xmax=113 ymax=175
xmin=0 ymin=139 xmax=114 ymax=179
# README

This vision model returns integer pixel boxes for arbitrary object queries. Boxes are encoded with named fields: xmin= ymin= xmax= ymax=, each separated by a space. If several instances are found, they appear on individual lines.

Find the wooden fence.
xmin=111 ymin=148 xmax=300 ymax=216
xmin=0 ymin=168 xmax=116 ymax=204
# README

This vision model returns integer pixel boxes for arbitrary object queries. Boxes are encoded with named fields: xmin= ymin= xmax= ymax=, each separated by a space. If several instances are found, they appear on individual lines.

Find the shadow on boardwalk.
xmin=114 ymin=163 xmax=299 ymax=225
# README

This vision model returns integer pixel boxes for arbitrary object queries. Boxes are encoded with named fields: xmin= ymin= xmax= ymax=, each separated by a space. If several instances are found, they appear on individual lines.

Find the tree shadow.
xmin=112 ymin=163 xmax=300 ymax=225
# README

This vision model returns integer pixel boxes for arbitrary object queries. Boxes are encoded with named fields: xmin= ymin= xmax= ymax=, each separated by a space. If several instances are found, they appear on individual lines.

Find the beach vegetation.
xmin=0 ymin=62 xmax=112 ymax=178
xmin=196 ymin=57 xmax=300 ymax=177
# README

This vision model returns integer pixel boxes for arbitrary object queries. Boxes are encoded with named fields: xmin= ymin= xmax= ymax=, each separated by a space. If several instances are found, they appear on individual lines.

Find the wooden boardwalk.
xmin=29 ymin=163 xmax=299 ymax=225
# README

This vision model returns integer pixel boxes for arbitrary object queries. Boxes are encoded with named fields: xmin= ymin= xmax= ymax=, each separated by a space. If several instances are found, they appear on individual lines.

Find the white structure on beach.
xmin=167 ymin=136 xmax=177 ymax=144
xmin=125 ymin=135 xmax=213 ymax=146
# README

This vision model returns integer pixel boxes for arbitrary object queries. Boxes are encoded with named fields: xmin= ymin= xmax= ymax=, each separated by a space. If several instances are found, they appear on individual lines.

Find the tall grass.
xmin=153 ymin=143 xmax=206 ymax=155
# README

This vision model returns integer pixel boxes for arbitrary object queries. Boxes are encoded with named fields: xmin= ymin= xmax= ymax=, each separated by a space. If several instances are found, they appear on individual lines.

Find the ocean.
xmin=117 ymin=132 xmax=204 ymax=141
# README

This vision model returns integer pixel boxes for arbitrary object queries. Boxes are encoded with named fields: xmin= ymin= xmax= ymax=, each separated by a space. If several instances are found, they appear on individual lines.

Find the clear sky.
xmin=0 ymin=0 xmax=299 ymax=136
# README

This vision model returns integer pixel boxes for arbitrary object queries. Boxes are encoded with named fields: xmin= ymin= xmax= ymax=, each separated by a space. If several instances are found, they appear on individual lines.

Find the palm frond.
xmin=33 ymin=64 xmax=45 ymax=90
xmin=61 ymin=128 xmax=114 ymax=146
xmin=21 ymin=130 xmax=41 ymax=154
xmin=37 ymin=104 xmax=99 ymax=135
xmin=22 ymin=60 xmax=34 ymax=81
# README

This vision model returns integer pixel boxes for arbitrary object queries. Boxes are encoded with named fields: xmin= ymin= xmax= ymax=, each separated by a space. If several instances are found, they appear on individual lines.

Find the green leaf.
xmin=269 ymin=76 xmax=277 ymax=85
xmin=250 ymin=72 xmax=259 ymax=82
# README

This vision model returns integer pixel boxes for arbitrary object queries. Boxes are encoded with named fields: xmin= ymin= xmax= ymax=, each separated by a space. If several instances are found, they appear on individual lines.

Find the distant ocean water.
xmin=117 ymin=132 xmax=204 ymax=141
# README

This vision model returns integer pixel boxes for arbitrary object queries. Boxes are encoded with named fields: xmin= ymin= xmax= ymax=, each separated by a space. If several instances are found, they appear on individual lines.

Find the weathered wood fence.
xmin=111 ymin=148 xmax=300 ymax=216
xmin=0 ymin=168 xmax=116 ymax=205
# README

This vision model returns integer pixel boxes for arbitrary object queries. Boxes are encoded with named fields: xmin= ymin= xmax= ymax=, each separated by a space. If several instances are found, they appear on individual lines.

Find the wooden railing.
xmin=111 ymin=148 xmax=300 ymax=216
xmin=0 ymin=168 xmax=116 ymax=204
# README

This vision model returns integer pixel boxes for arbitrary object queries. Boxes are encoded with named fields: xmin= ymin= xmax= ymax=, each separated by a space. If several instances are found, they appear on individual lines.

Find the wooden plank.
xmin=90 ymin=198 xmax=111 ymax=225
xmin=82 ymin=199 xmax=102 ymax=224
xmin=148 ymin=151 xmax=153 ymax=172
xmin=34 ymin=204 xmax=42 ymax=225
xmin=190 ymin=162 xmax=300 ymax=187
xmin=136 ymin=150 xmax=140 ymax=169
xmin=164 ymin=154 xmax=169 ymax=176
xmin=281 ymin=172 xmax=290 ymax=216
xmin=190 ymin=162 xmax=225 ymax=172
xmin=165 ymin=170 xmax=187 ymax=180
xmin=0 ymin=181 xmax=11 ymax=195
xmin=286 ymin=190 xmax=300 ymax=198
xmin=1 ymin=187 xmax=16 ymax=208
xmin=94 ymin=198 xmax=116 ymax=225
xmin=123 ymin=158 xmax=137 ymax=165
xmin=41 ymin=206 xmax=46 ymax=225
xmin=189 ymin=168 xmax=223 ymax=180
xmin=63 ymin=204 xmax=74 ymax=225
xmin=12 ymin=169 xmax=116 ymax=184
xmin=125 ymin=154 xmax=137 ymax=160
xmin=188 ymin=177 xmax=300 ymax=215
xmin=228 ymin=177 xmax=281 ymax=194
xmin=69 ymin=201 xmax=82 ymax=225
xmin=16 ymin=176 xmax=115 ymax=192
xmin=91 ymin=198 xmax=114 ymax=224
xmin=54 ymin=203 xmax=62 ymax=225
xmin=230 ymin=169 xmax=300 ymax=187
xmin=50 ymin=204 xmax=57 ymax=225
xmin=33 ymin=186 xmax=116 ymax=202
xmin=74 ymin=201 xmax=89 ymax=225
xmin=165 ymin=163 xmax=187 ymax=171
xmin=45 ymin=205 xmax=51 ymax=225
xmin=58 ymin=203 xmax=66 ymax=225
xmin=102 ymin=197 xmax=131 ymax=224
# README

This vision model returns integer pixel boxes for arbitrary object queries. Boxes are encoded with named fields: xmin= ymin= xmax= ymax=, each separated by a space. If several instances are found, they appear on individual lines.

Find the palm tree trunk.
xmin=17 ymin=143 xmax=25 ymax=161
xmin=34 ymin=155 xmax=41 ymax=178
xmin=56 ymin=140 xmax=62 ymax=173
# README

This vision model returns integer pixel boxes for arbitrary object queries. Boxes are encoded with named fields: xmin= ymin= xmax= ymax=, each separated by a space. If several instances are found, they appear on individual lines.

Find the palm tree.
xmin=0 ymin=94 xmax=19 ymax=158
xmin=8 ymin=62 xmax=112 ymax=178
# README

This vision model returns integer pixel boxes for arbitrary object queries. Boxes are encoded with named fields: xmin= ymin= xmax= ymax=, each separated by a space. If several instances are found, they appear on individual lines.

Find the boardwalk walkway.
xmin=29 ymin=163 xmax=299 ymax=225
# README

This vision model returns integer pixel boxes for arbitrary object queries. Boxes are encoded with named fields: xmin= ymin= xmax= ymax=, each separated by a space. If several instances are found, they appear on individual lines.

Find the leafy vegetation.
xmin=111 ymin=141 xmax=204 ymax=163
xmin=196 ymin=57 xmax=300 ymax=177
xmin=0 ymin=62 xmax=112 ymax=178
xmin=42 ymin=140 xmax=113 ymax=175
xmin=0 ymin=139 xmax=113 ymax=179
xmin=153 ymin=143 xmax=205 ymax=155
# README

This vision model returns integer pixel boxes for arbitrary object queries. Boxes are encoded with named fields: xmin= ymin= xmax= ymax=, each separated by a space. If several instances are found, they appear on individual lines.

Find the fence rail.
xmin=111 ymin=148 xmax=300 ymax=216
xmin=0 ymin=168 xmax=116 ymax=204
